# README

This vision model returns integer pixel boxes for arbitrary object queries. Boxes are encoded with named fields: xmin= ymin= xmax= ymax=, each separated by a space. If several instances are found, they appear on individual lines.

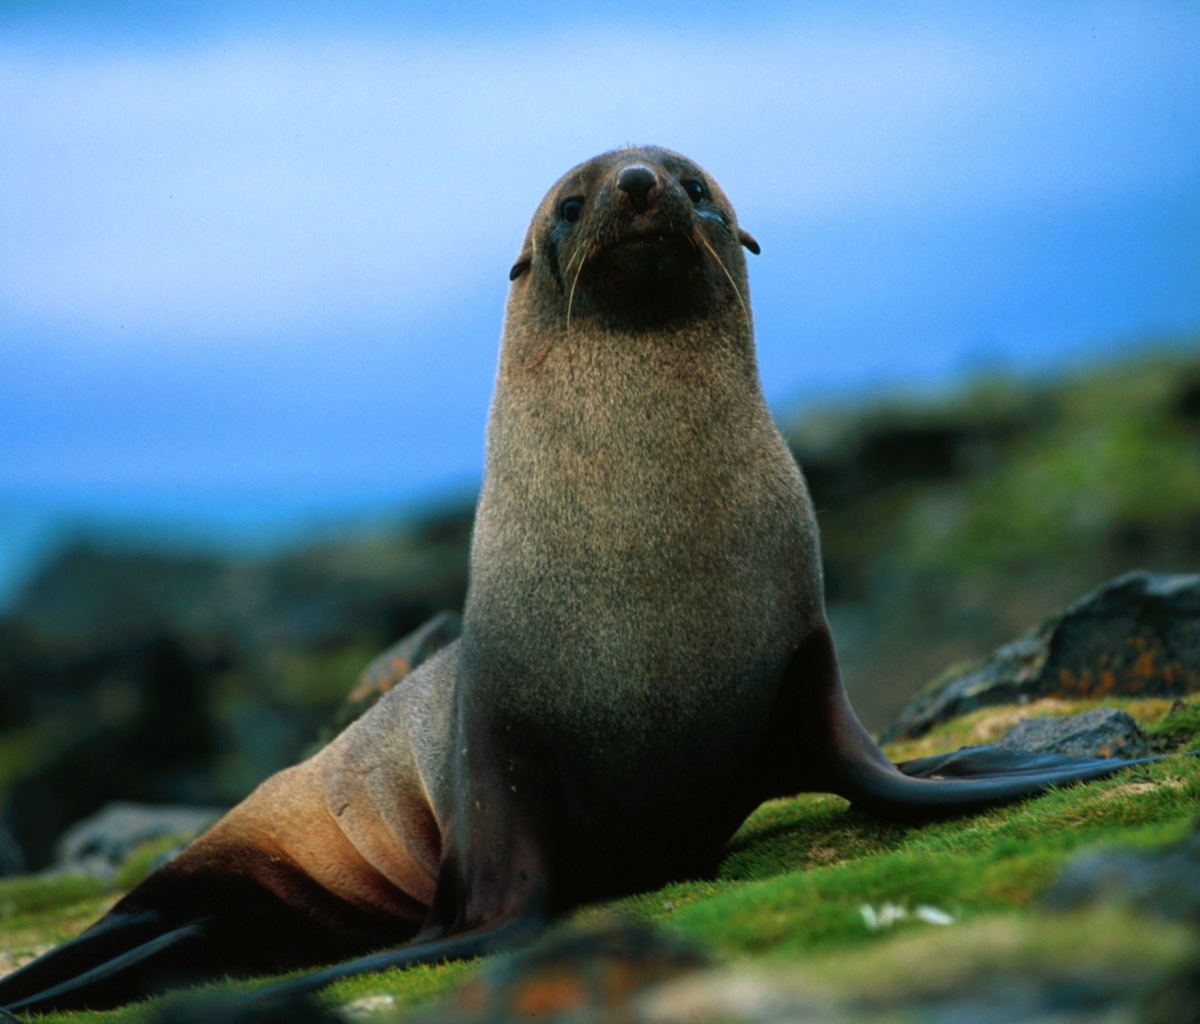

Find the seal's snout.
xmin=615 ymin=166 xmax=658 ymax=213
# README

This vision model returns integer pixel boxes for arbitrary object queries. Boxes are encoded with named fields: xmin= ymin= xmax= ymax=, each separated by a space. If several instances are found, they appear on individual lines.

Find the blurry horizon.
xmin=3 ymin=0 xmax=1199 ymax=604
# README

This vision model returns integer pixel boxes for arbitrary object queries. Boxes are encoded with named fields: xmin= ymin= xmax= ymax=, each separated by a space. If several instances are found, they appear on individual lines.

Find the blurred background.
xmin=0 ymin=0 xmax=1198 ymax=872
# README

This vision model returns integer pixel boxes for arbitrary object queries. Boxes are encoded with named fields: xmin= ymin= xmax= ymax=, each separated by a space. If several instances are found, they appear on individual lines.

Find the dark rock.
xmin=883 ymin=571 xmax=1200 ymax=741
xmin=327 ymin=611 xmax=462 ymax=739
xmin=997 ymin=707 xmax=1156 ymax=760
xmin=302 ymin=612 xmax=462 ymax=759
xmin=1046 ymin=825 xmax=1200 ymax=924
xmin=53 ymin=802 xmax=224 ymax=876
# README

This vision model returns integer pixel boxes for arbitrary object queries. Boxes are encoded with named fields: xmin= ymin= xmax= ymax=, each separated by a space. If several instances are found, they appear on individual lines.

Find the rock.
xmin=330 ymin=611 xmax=462 ymax=735
xmin=410 ymin=920 xmax=709 ymax=1023
xmin=306 ymin=611 xmax=463 ymax=756
xmin=997 ymin=707 xmax=1157 ymax=759
xmin=883 ymin=571 xmax=1200 ymax=741
xmin=1046 ymin=824 xmax=1200 ymax=924
xmin=52 ymin=801 xmax=224 ymax=877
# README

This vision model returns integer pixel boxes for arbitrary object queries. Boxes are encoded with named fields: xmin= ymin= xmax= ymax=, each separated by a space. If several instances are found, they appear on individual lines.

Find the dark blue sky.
xmin=1 ymin=1 xmax=1199 ymax=600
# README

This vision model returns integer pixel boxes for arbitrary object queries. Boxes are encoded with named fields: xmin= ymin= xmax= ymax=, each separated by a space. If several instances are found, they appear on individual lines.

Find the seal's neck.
xmin=473 ymin=315 xmax=795 ymax=563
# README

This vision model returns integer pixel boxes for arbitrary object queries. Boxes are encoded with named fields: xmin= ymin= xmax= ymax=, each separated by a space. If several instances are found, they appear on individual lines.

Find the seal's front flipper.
xmin=0 ymin=908 xmax=208 ymax=1014
xmin=758 ymin=624 xmax=1178 ymax=821
xmin=244 ymin=917 xmax=541 ymax=1005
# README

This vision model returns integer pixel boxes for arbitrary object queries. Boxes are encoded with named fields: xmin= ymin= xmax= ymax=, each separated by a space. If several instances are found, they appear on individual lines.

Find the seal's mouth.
xmin=598 ymin=225 xmax=693 ymax=257
xmin=576 ymin=225 xmax=708 ymax=328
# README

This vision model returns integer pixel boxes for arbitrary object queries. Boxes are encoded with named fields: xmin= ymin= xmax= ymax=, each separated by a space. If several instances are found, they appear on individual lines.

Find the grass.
xmin=3 ymin=696 xmax=1198 ymax=1022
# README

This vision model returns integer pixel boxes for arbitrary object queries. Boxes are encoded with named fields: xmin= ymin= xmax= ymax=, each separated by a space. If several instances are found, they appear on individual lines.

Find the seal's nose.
xmin=616 ymin=165 xmax=658 ymax=213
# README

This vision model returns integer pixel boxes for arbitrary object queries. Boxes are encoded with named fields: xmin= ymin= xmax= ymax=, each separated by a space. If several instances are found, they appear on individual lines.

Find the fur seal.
xmin=0 ymin=147 xmax=1169 ymax=1013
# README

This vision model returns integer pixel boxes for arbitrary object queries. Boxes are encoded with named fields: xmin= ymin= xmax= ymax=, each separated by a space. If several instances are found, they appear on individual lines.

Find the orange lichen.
xmin=1134 ymin=650 xmax=1157 ymax=680
xmin=509 ymin=973 xmax=589 ymax=1016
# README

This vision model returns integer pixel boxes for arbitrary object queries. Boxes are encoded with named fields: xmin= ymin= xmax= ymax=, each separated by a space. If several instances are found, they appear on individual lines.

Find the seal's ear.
xmin=738 ymin=230 xmax=761 ymax=255
xmin=509 ymin=251 xmax=533 ymax=280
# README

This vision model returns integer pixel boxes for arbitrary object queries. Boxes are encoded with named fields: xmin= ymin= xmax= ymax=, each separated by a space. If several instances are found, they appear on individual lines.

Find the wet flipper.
xmin=896 ymin=745 xmax=1163 ymax=780
xmin=772 ymin=626 xmax=1193 ymax=821
xmin=0 ymin=909 xmax=536 ymax=1017
xmin=853 ymin=741 xmax=1196 ymax=821
xmin=837 ymin=744 xmax=1173 ymax=821
xmin=0 ymin=909 xmax=208 ymax=1014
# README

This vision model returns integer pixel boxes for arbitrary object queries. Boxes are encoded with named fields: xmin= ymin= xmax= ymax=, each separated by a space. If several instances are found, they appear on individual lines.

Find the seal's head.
xmin=508 ymin=147 xmax=759 ymax=332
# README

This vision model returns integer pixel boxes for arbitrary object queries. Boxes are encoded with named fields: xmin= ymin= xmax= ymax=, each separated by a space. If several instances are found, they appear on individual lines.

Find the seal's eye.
xmin=682 ymin=178 xmax=705 ymax=204
xmin=560 ymin=197 xmax=584 ymax=223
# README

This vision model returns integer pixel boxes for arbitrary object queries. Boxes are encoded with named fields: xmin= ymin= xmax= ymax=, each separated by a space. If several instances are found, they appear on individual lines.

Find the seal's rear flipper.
xmin=765 ymin=625 xmax=1188 ymax=822
xmin=0 ymin=909 xmax=208 ymax=1014
xmin=895 ymin=745 xmax=1162 ymax=780
xmin=838 ymin=742 xmax=1174 ymax=822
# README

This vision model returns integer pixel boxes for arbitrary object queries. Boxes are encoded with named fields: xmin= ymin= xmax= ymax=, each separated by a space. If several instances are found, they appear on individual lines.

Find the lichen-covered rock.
xmin=410 ymin=922 xmax=708 ymax=1024
xmin=997 ymin=707 xmax=1156 ymax=760
xmin=315 ymin=611 xmax=462 ymax=748
xmin=883 ymin=572 xmax=1200 ymax=741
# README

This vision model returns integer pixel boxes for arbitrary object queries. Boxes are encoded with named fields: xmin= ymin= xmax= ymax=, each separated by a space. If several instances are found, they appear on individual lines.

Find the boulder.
xmin=410 ymin=921 xmax=708 ymax=1024
xmin=883 ymin=571 xmax=1200 ymax=741
xmin=329 ymin=611 xmax=461 ymax=735
xmin=306 ymin=611 xmax=462 ymax=755
xmin=52 ymin=802 xmax=224 ymax=877
xmin=996 ymin=707 xmax=1157 ymax=760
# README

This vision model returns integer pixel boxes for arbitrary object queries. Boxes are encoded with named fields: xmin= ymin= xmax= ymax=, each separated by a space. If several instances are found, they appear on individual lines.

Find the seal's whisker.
xmin=566 ymin=246 xmax=587 ymax=340
xmin=560 ymin=245 xmax=581 ymax=288
xmin=696 ymin=231 xmax=749 ymax=326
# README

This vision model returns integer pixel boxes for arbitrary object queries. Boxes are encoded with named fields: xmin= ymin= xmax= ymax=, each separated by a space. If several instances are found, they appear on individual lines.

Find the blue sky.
xmin=1 ymin=1 xmax=1199 ymax=599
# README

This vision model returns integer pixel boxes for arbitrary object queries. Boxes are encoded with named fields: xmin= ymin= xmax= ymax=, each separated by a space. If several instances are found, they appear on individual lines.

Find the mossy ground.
xmin=3 ymin=697 xmax=1198 ymax=1021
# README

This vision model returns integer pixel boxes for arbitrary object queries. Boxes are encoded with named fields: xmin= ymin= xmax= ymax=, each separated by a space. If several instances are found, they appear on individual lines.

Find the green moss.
xmin=0 ymin=873 xmax=107 ymax=921
xmin=317 ymin=958 xmax=481 ymax=1012
xmin=112 ymin=836 xmax=194 ymax=892
xmin=1147 ymin=697 xmax=1200 ymax=745
xmin=753 ymin=910 xmax=1196 ymax=1008
xmin=719 ymin=795 xmax=906 ymax=881
xmin=662 ymin=753 xmax=1200 ymax=959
